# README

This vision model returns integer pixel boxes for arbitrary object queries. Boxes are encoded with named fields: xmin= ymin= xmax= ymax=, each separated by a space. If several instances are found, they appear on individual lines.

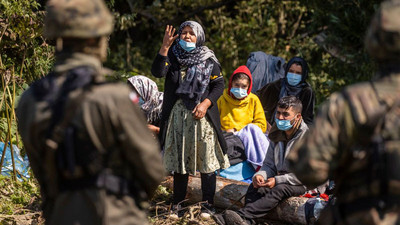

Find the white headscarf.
xmin=127 ymin=75 xmax=163 ymax=125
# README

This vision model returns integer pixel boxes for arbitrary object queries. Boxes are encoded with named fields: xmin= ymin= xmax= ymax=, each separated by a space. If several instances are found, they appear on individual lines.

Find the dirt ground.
xmin=0 ymin=184 xmax=289 ymax=225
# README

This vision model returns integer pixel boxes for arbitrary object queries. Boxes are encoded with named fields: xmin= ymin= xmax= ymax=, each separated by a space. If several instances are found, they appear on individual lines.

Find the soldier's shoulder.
xmin=91 ymin=81 xmax=131 ymax=96
xmin=341 ymin=81 xmax=385 ymax=127
xmin=87 ymin=81 xmax=138 ymax=105
xmin=343 ymin=81 xmax=375 ymax=93
xmin=18 ymin=74 xmax=57 ymax=108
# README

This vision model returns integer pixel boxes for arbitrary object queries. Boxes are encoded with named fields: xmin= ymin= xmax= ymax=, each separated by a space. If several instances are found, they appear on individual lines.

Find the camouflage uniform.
xmin=16 ymin=0 xmax=164 ymax=224
xmin=288 ymin=1 xmax=400 ymax=224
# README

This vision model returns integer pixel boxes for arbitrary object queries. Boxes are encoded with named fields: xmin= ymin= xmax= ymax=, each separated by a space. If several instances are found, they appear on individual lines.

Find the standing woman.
xmin=151 ymin=21 xmax=229 ymax=213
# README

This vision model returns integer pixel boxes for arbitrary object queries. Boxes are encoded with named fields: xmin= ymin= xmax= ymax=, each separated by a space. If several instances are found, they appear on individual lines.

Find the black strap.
xmin=59 ymin=172 xmax=132 ymax=195
xmin=59 ymin=171 xmax=149 ymax=209
xmin=46 ymin=66 xmax=97 ymax=140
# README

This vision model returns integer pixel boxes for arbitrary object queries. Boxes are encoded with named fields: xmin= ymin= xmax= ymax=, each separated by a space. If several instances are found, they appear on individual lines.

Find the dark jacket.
xmin=256 ymin=79 xmax=315 ymax=125
xmin=17 ymin=53 xmax=164 ymax=225
xmin=151 ymin=51 xmax=227 ymax=153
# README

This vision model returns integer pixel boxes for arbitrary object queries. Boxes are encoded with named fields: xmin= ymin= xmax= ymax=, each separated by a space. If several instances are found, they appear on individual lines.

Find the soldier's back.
xmin=17 ymin=65 xmax=163 ymax=225
xmin=315 ymin=73 xmax=400 ymax=225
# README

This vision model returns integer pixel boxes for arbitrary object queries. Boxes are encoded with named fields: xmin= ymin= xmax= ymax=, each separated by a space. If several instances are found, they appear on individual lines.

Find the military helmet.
xmin=365 ymin=0 xmax=400 ymax=63
xmin=44 ymin=0 xmax=114 ymax=39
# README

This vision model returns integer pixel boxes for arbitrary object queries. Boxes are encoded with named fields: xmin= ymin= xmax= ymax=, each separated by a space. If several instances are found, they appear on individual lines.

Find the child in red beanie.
xmin=217 ymin=65 xmax=270 ymax=179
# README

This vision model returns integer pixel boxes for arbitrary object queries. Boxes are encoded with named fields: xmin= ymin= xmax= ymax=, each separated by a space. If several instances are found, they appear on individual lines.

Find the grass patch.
xmin=0 ymin=175 xmax=41 ymax=215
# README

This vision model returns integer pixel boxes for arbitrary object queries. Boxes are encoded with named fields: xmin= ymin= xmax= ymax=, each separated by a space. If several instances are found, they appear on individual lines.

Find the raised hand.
xmin=159 ymin=25 xmax=178 ymax=56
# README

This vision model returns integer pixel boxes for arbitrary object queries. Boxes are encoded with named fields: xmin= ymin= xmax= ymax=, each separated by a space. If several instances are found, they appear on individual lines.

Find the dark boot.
xmin=201 ymin=172 xmax=216 ymax=204
xmin=200 ymin=202 xmax=216 ymax=219
xmin=224 ymin=210 xmax=250 ymax=225
xmin=173 ymin=173 xmax=189 ymax=204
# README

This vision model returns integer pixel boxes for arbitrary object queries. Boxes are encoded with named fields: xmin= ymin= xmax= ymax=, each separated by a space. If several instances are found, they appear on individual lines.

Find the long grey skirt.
xmin=163 ymin=100 xmax=230 ymax=175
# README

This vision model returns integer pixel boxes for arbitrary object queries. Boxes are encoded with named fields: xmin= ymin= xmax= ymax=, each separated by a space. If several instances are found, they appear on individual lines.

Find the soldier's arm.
xmin=16 ymin=91 xmax=49 ymax=204
xmin=113 ymin=88 xmax=165 ymax=197
xmin=288 ymin=93 xmax=355 ymax=188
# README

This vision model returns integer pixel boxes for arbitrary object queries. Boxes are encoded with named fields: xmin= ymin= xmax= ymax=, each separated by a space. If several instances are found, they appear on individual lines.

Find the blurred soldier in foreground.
xmin=16 ymin=0 xmax=164 ymax=224
xmin=288 ymin=0 xmax=400 ymax=224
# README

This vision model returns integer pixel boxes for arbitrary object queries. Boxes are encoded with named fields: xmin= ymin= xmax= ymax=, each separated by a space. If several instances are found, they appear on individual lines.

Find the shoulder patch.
xmin=210 ymin=75 xmax=219 ymax=80
xmin=210 ymin=72 xmax=223 ymax=81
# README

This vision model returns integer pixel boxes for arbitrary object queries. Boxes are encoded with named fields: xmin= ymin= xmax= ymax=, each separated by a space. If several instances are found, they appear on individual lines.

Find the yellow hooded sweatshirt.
xmin=218 ymin=89 xmax=267 ymax=133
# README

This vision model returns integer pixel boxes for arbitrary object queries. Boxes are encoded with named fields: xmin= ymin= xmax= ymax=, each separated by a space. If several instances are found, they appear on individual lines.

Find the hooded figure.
xmin=218 ymin=65 xmax=266 ymax=133
xmin=246 ymin=51 xmax=286 ymax=93
xmin=256 ymin=56 xmax=315 ymax=125
xmin=218 ymin=65 xmax=270 ymax=169
xmin=127 ymin=75 xmax=163 ymax=126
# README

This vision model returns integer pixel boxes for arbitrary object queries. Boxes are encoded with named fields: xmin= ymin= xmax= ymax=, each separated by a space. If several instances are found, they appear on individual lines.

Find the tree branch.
xmin=134 ymin=0 xmax=236 ymax=27
xmin=289 ymin=12 xmax=303 ymax=39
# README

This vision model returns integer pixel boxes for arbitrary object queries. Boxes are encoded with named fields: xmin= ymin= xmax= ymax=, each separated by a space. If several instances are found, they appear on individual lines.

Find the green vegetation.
xmin=105 ymin=0 xmax=381 ymax=104
xmin=0 ymin=175 xmax=40 ymax=215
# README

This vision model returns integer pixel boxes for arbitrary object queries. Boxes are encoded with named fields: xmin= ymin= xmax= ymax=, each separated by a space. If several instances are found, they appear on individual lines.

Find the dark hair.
xmin=277 ymin=96 xmax=303 ymax=114
xmin=232 ymin=73 xmax=250 ymax=83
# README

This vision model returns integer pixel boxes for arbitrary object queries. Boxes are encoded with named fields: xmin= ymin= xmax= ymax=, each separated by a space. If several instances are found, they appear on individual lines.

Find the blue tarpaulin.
xmin=0 ymin=142 xmax=30 ymax=181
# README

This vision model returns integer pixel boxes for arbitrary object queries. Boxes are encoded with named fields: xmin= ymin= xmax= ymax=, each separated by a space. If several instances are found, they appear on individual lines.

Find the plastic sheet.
xmin=0 ymin=142 xmax=30 ymax=181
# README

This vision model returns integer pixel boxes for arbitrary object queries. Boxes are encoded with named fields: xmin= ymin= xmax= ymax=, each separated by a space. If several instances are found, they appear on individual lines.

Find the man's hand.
xmin=253 ymin=175 xmax=266 ymax=188
xmin=192 ymin=99 xmax=211 ymax=119
xmin=265 ymin=177 xmax=276 ymax=188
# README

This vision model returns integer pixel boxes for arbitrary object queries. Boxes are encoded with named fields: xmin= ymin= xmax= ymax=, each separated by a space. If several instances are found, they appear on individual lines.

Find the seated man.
xmin=217 ymin=65 xmax=269 ymax=179
xmin=214 ymin=96 xmax=308 ymax=225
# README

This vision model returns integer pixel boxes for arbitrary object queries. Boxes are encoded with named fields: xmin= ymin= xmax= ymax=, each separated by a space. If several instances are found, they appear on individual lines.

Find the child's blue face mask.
xmin=286 ymin=72 xmax=302 ymax=86
xmin=179 ymin=39 xmax=196 ymax=52
xmin=230 ymin=87 xmax=248 ymax=99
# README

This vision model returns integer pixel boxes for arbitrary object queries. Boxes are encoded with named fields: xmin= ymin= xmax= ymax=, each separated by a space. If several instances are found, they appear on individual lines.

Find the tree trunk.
xmin=161 ymin=175 xmax=308 ymax=224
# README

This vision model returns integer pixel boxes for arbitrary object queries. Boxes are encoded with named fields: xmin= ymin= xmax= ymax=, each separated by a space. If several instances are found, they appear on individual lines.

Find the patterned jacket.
xmin=288 ymin=72 xmax=400 ymax=205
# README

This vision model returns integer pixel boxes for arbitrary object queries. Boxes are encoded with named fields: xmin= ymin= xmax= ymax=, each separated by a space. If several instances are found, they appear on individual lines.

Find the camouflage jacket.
xmin=17 ymin=52 xmax=164 ymax=221
xmin=288 ymin=72 xmax=400 ymax=205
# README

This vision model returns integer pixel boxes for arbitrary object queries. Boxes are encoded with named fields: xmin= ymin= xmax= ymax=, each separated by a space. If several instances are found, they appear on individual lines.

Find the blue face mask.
xmin=138 ymin=97 xmax=145 ymax=106
xmin=287 ymin=72 xmax=302 ymax=86
xmin=179 ymin=39 xmax=196 ymax=52
xmin=230 ymin=87 xmax=248 ymax=99
xmin=275 ymin=117 xmax=296 ymax=131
